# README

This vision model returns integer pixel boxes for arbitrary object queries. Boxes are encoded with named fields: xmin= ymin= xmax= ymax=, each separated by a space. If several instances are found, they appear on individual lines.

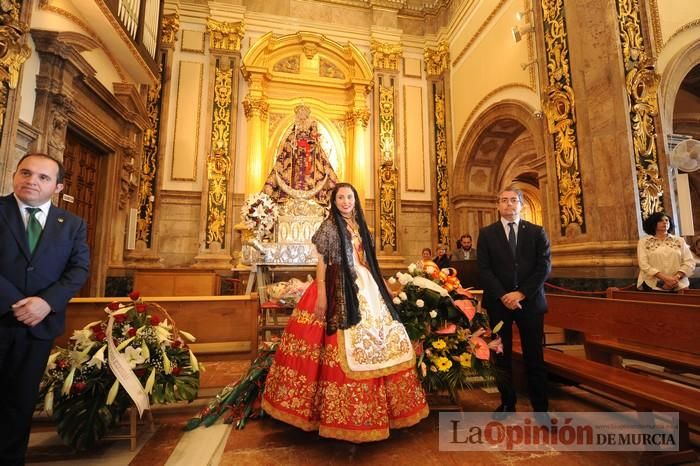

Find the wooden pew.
xmin=607 ymin=287 xmax=700 ymax=306
xmin=594 ymin=290 xmax=700 ymax=374
xmin=512 ymin=294 xmax=700 ymax=462
xmin=133 ymin=269 xmax=222 ymax=296
xmin=62 ymin=295 xmax=260 ymax=361
xmin=680 ymin=288 xmax=700 ymax=296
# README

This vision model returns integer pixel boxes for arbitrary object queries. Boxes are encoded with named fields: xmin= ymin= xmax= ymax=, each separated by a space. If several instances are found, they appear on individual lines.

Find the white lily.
xmin=412 ymin=276 xmax=449 ymax=296
xmin=144 ymin=368 xmax=156 ymax=394
xmin=141 ymin=341 xmax=150 ymax=360
xmin=45 ymin=390 xmax=54 ymax=416
xmin=408 ymin=263 xmax=417 ymax=274
xmin=189 ymin=348 xmax=199 ymax=372
xmin=162 ymin=347 xmax=172 ymax=374
xmin=116 ymin=336 xmax=136 ymax=351
xmin=416 ymin=299 xmax=425 ymax=308
xmin=61 ymin=367 xmax=76 ymax=396
xmin=70 ymin=329 xmax=93 ymax=350
xmin=154 ymin=325 xmax=172 ymax=344
xmin=87 ymin=345 xmax=107 ymax=369
xmin=179 ymin=330 xmax=196 ymax=342
xmin=45 ymin=351 xmax=60 ymax=372
xmin=124 ymin=346 xmax=146 ymax=369
xmin=69 ymin=348 xmax=90 ymax=367
xmin=82 ymin=320 xmax=102 ymax=330
xmin=106 ymin=379 xmax=120 ymax=405
xmin=104 ymin=305 xmax=132 ymax=316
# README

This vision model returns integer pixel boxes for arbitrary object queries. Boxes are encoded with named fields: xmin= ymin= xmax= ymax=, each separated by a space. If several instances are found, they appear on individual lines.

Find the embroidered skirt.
xmin=261 ymin=278 xmax=429 ymax=443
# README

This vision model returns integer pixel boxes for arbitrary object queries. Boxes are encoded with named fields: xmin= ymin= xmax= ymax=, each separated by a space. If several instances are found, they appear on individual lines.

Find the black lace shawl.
xmin=311 ymin=215 xmax=399 ymax=334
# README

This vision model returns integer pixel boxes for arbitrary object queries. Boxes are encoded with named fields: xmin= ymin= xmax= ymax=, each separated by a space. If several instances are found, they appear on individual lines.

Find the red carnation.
xmin=114 ymin=314 xmax=127 ymax=323
xmin=107 ymin=302 xmax=121 ymax=310
xmin=134 ymin=368 xmax=146 ymax=377
xmin=172 ymin=340 xmax=182 ymax=348
xmin=57 ymin=359 xmax=69 ymax=369
xmin=135 ymin=303 xmax=147 ymax=313
xmin=149 ymin=315 xmax=160 ymax=326
xmin=128 ymin=290 xmax=141 ymax=301
xmin=171 ymin=366 xmax=182 ymax=376
xmin=127 ymin=327 xmax=137 ymax=337
xmin=72 ymin=381 xmax=87 ymax=393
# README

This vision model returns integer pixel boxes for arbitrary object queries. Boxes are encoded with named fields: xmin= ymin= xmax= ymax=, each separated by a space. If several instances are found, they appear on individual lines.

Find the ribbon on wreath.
xmin=105 ymin=309 xmax=150 ymax=417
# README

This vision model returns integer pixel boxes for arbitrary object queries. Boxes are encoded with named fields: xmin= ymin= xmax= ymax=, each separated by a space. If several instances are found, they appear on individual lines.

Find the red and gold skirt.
xmin=261 ymin=282 xmax=429 ymax=443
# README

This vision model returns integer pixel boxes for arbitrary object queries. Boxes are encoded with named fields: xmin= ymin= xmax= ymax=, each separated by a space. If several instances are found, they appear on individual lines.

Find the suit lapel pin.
xmin=58 ymin=217 xmax=64 ymax=223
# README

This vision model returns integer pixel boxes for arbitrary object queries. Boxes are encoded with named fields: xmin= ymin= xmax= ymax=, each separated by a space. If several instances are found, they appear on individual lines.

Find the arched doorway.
xmin=660 ymin=43 xmax=700 ymax=256
xmin=451 ymin=101 xmax=548 ymax=246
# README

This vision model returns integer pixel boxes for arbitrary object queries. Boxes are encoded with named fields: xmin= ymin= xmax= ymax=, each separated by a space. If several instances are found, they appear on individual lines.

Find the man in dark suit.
xmin=477 ymin=186 xmax=551 ymax=418
xmin=0 ymin=153 xmax=89 ymax=464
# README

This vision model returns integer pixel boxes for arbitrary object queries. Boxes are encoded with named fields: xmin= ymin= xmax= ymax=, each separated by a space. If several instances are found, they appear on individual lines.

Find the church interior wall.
xmin=3 ymin=0 xmax=699 ymax=295
xmin=449 ymin=0 xmax=535 ymax=155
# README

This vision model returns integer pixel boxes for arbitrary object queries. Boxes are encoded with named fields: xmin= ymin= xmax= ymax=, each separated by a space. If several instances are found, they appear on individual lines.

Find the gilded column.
xmin=345 ymin=103 xmax=370 ymax=207
xmin=0 ymin=1 xmax=30 ymax=145
xmin=242 ymin=88 xmax=269 ymax=195
xmin=425 ymin=41 xmax=450 ymax=247
xmin=615 ymin=0 xmax=665 ymax=219
xmin=196 ymin=19 xmax=243 ymax=264
xmin=540 ymin=0 xmax=586 ymax=235
xmin=371 ymin=40 xmax=402 ymax=253
xmin=134 ymin=12 xmax=179 ymax=251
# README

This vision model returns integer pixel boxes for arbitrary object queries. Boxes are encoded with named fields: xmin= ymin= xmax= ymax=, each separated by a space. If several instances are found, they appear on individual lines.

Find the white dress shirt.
xmin=14 ymin=195 xmax=51 ymax=230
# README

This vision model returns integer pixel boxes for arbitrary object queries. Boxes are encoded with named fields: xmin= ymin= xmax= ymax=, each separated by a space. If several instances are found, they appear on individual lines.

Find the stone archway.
xmin=451 ymin=100 xmax=548 ymax=243
xmin=659 ymin=42 xmax=700 ymax=254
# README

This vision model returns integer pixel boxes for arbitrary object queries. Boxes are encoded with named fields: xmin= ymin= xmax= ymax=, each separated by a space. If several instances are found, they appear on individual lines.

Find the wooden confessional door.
xmin=57 ymin=129 xmax=104 ymax=296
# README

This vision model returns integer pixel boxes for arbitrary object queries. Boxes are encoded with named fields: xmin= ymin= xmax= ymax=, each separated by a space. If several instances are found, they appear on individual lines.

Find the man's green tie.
xmin=26 ymin=207 xmax=42 ymax=253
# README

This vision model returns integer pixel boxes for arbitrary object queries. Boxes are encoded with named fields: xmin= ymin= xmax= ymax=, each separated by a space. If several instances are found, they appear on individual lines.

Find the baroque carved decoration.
xmin=119 ymin=145 xmax=138 ymax=209
xmin=424 ymin=40 xmax=449 ymax=77
xmin=616 ymin=0 xmax=664 ymax=219
xmin=319 ymin=57 xmax=345 ymax=79
xmin=273 ymin=55 xmax=300 ymax=73
xmin=540 ymin=0 xmax=586 ymax=234
xmin=345 ymin=108 xmax=370 ymax=128
xmin=433 ymin=85 xmax=449 ymax=246
xmin=136 ymin=82 xmax=162 ymax=247
xmin=0 ymin=0 xmax=31 ymax=135
xmin=379 ymin=165 xmax=398 ymax=251
xmin=160 ymin=12 xmax=180 ymax=47
xmin=207 ymin=19 xmax=245 ymax=53
xmin=370 ymin=40 xmax=402 ymax=72
xmin=242 ymin=95 xmax=269 ymax=120
xmin=47 ymin=94 xmax=74 ymax=160
xmin=378 ymin=81 xmax=397 ymax=250
xmin=206 ymin=66 xmax=234 ymax=247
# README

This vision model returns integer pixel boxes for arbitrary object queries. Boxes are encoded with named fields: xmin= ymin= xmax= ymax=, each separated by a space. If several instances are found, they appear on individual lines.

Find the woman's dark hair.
xmin=422 ymin=247 xmax=432 ymax=255
xmin=329 ymin=183 xmax=398 ymax=322
xmin=643 ymin=211 xmax=674 ymax=235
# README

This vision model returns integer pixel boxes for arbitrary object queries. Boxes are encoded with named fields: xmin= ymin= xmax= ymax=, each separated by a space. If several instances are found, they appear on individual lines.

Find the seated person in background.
xmin=451 ymin=234 xmax=477 ymax=261
xmin=637 ymin=211 xmax=696 ymax=291
xmin=417 ymin=247 xmax=433 ymax=271
xmin=433 ymin=244 xmax=451 ymax=269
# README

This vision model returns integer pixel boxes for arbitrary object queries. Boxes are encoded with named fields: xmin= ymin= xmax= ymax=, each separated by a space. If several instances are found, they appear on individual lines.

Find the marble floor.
xmin=26 ymin=361 xmax=699 ymax=466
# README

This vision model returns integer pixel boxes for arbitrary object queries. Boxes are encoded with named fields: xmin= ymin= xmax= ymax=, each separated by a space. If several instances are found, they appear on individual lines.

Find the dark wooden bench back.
xmin=545 ymin=294 xmax=700 ymax=355
xmin=607 ymin=288 xmax=700 ymax=306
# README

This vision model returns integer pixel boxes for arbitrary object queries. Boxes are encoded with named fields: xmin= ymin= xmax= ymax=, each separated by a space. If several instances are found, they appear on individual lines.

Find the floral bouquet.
xmin=241 ymin=192 xmax=278 ymax=240
xmin=390 ymin=261 xmax=502 ymax=401
xmin=37 ymin=292 xmax=202 ymax=450
xmin=186 ymin=340 xmax=278 ymax=431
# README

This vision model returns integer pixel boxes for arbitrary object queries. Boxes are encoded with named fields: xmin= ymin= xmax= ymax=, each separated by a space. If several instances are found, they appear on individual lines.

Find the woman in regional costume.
xmin=261 ymin=182 xmax=429 ymax=442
